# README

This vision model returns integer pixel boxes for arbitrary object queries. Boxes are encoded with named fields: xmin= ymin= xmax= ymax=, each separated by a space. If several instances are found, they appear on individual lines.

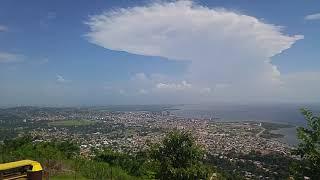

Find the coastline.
xmin=270 ymin=127 xmax=299 ymax=146
xmin=170 ymin=104 xmax=305 ymax=147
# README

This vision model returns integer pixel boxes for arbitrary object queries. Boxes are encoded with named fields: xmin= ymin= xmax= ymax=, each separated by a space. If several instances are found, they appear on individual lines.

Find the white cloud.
xmin=119 ymin=89 xmax=126 ymax=95
xmin=214 ymin=83 xmax=230 ymax=90
xmin=0 ymin=52 xmax=23 ymax=63
xmin=305 ymin=13 xmax=320 ymax=20
xmin=85 ymin=1 xmax=311 ymax=102
xmin=200 ymin=87 xmax=211 ymax=94
xmin=279 ymin=72 xmax=320 ymax=102
xmin=131 ymin=72 xmax=191 ymax=93
xmin=0 ymin=25 xmax=8 ymax=32
xmin=138 ymin=89 xmax=148 ymax=94
xmin=132 ymin=72 xmax=148 ymax=81
xmin=56 ymin=75 xmax=70 ymax=83
xmin=156 ymin=80 xmax=192 ymax=91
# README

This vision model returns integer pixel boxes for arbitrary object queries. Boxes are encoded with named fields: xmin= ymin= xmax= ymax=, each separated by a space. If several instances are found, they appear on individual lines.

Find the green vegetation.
xmin=290 ymin=109 xmax=320 ymax=179
xmin=150 ymin=131 xmax=211 ymax=179
xmin=260 ymin=122 xmax=293 ymax=139
xmin=0 ymin=131 xmax=215 ymax=179
xmin=74 ymin=158 xmax=137 ymax=180
xmin=95 ymin=130 xmax=214 ymax=179
xmin=95 ymin=149 xmax=155 ymax=178
xmin=3 ymin=110 xmax=318 ymax=180
xmin=207 ymin=151 xmax=298 ymax=179
xmin=260 ymin=130 xmax=284 ymax=139
xmin=50 ymin=173 xmax=86 ymax=180
xmin=48 ymin=120 xmax=95 ymax=127
xmin=0 ymin=136 xmax=136 ymax=179
xmin=261 ymin=122 xmax=293 ymax=130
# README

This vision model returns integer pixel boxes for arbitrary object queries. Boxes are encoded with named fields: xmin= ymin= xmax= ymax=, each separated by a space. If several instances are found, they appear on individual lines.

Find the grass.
xmin=48 ymin=120 xmax=95 ymax=127
xmin=51 ymin=173 xmax=87 ymax=180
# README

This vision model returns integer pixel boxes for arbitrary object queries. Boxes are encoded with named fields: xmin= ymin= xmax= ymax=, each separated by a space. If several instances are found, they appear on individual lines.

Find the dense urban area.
xmin=0 ymin=106 xmax=293 ymax=154
xmin=1 ymin=105 xmax=306 ymax=179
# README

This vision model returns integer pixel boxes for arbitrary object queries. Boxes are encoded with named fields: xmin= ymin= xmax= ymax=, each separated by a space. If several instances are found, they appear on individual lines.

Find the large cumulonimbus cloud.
xmin=85 ymin=1 xmax=309 ymax=102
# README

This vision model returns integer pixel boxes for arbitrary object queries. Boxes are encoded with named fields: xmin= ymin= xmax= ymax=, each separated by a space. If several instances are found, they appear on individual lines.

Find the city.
xmin=1 ymin=107 xmax=292 ymax=156
xmin=1 ymin=106 xmax=303 ymax=179
xmin=1 ymin=0 xmax=320 ymax=179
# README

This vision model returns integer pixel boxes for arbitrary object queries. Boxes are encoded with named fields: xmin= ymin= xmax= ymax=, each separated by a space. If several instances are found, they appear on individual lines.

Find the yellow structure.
xmin=0 ymin=160 xmax=43 ymax=180
xmin=0 ymin=160 xmax=43 ymax=172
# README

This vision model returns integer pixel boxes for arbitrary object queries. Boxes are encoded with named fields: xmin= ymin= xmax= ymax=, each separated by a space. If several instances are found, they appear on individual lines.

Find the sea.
xmin=171 ymin=103 xmax=320 ymax=146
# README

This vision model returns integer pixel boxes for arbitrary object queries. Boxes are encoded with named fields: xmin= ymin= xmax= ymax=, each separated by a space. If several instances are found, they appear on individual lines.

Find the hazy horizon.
xmin=1 ymin=101 xmax=320 ymax=109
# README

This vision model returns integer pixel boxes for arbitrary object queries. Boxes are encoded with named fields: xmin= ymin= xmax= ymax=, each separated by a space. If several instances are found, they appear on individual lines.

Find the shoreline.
xmin=270 ymin=127 xmax=299 ymax=146
xmin=172 ymin=111 xmax=299 ymax=146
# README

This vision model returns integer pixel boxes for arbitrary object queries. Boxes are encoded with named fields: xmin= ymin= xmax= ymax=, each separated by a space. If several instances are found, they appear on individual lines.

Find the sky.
xmin=0 ymin=0 xmax=320 ymax=106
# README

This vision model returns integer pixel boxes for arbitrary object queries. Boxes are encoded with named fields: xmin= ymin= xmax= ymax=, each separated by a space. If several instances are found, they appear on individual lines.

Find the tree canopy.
xmin=291 ymin=108 xmax=320 ymax=179
xmin=151 ymin=130 xmax=210 ymax=179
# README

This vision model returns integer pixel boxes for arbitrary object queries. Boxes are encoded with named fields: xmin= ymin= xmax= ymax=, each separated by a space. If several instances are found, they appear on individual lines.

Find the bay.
xmin=171 ymin=103 xmax=320 ymax=146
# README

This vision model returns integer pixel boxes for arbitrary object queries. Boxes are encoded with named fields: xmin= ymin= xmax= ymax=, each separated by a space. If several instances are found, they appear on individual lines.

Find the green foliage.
xmin=291 ymin=108 xmax=320 ymax=179
xmin=0 ymin=136 xmax=79 ymax=164
xmin=74 ymin=158 xmax=137 ymax=180
xmin=95 ymin=149 xmax=155 ymax=178
xmin=206 ymin=151 xmax=297 ymax=179
xmin=151 ymin=130 xmax=210 ymax=179
xmin=50 ymin=173 xmax=87 ymax=180
xmin=0 ymin=136 xmax=137 ymax=179
xmin=55 ymin=141 xmax=80 ymax=159
xmin=0 ymin=132 xmax=214 ymax=180
xmin=0 ymin=136 xmax=34 ymax=162
xmin=1 ymin=136 xmax=33 ymax=151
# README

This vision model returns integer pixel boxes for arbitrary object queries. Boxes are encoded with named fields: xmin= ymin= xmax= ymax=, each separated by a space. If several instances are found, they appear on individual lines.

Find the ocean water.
xmin=171 ymin=103 xmax=320 ymax=146
xmin=271 ymin=127 xmax=299 ymax=146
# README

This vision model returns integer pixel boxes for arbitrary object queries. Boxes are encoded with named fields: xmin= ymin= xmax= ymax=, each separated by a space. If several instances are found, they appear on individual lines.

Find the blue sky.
xmin=0 ymin=0 xmax=319 ymax=106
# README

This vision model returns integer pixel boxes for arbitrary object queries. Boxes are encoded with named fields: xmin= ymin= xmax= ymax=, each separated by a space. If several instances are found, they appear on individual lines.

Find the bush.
xmin=291 ymin=109 xmax=320 ymax=179
xmin=151 ymin=130 xmax=211 ymax=179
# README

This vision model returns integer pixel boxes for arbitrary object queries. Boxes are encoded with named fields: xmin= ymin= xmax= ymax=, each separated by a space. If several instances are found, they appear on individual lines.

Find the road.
xmin=256 ymin=128 xmax=266 ymax=137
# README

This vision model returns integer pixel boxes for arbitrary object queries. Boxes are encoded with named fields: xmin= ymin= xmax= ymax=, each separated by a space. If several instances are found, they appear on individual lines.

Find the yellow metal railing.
xmin=0 ymin=160 xmax=43 ymax=172
xmin=0 ymin=160 xmax=43 ymax=180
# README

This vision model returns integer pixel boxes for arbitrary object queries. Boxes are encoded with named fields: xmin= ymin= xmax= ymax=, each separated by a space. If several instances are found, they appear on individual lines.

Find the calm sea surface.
xmin=171 ymin=103 xmax=320 ymax=146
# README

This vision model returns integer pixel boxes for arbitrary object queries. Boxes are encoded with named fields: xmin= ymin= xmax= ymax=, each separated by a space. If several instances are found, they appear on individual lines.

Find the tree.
xmin=55 ymin=141 xmax=80 ymax=158
xmin=0 ymin=136 xmax=33 ymax=162
xmin=95 ymin=148 xmax=151 ymax=177
xmin=151 ymin=130 xmax=210 ymax=179
xmin=291 ymin=108 xmax=320 ymax=179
